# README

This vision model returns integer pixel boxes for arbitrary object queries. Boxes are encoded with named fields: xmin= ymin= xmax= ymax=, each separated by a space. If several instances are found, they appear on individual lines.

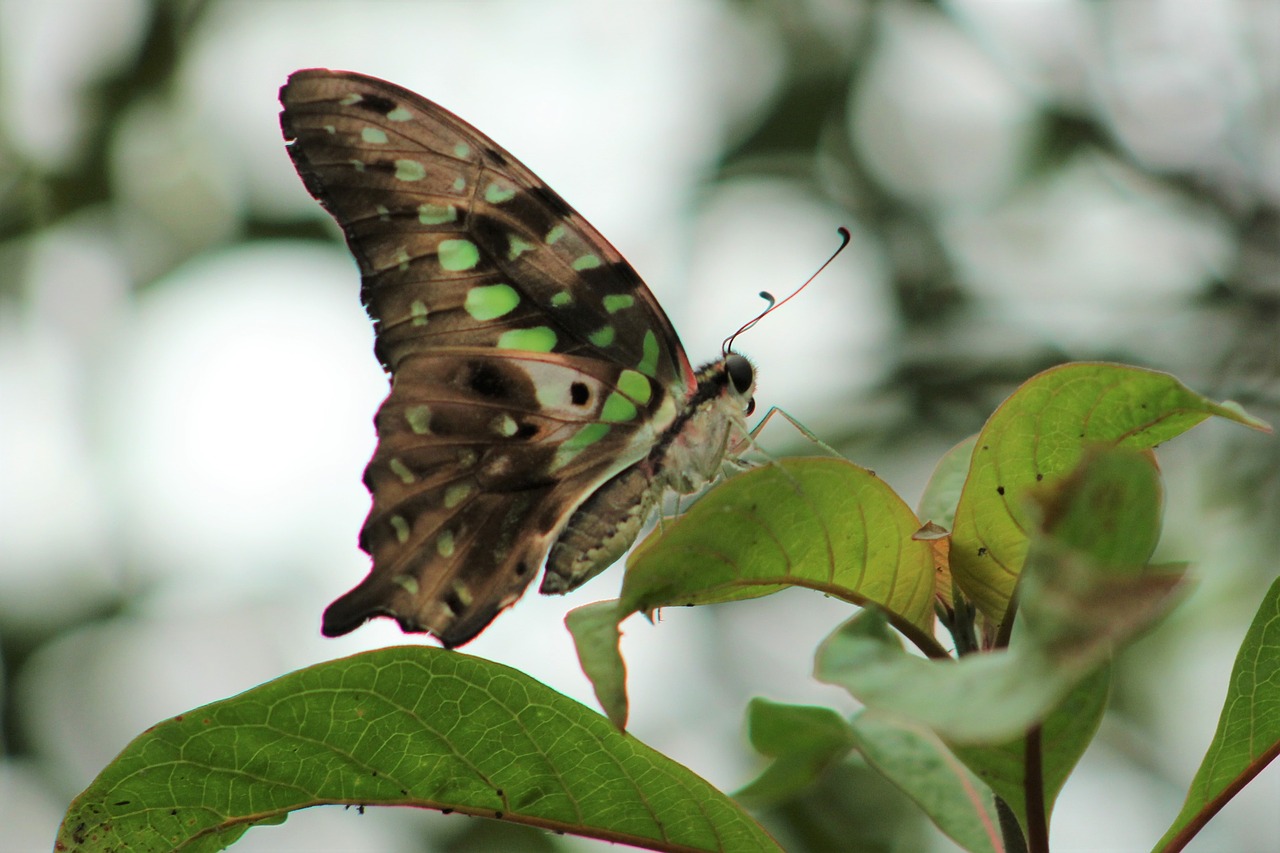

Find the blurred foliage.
xmin=756 ymin=758 xmax=932 ymax=853
xmin=722 ymin=1 xmax=1278 ymax=453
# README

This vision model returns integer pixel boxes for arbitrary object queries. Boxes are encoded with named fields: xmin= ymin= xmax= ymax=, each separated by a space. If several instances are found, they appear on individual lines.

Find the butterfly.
xmin=279 ymin=69 xmax=758 ymax=647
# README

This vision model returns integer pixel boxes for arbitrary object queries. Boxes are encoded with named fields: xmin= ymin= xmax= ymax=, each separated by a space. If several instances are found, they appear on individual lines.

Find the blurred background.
xmin=2 ymin=0 xmax=1277 ymax=850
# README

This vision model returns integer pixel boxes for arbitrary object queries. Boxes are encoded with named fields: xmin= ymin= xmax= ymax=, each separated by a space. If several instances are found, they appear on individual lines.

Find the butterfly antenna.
xmin=722 ymin=226 xmax=851 ymax=354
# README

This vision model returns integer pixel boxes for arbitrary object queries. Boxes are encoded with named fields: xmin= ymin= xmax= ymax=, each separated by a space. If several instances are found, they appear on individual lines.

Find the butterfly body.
xmin=279 ymin=69 xmax=754 ymax=647
xmin=543 ymin=355 xmax=755 ymax=593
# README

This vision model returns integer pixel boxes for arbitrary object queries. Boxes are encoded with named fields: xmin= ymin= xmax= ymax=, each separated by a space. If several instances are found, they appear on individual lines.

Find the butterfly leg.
xmin=736 ymin=406 xmax=843 ymax=458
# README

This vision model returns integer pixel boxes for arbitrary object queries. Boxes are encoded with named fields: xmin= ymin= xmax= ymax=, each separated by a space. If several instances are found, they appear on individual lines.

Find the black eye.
xmin=725 ymin=353 xmax=753 ymax=396
xmin=745 ymin=398 xmax=756 ymax=416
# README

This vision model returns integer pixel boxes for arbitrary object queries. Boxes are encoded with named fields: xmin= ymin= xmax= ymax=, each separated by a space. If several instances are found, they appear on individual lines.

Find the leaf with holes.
xmin=950 ymin=363 xmax=1269 ymax=626
xmin=816 ymin=448 xmax=1185 ymax=745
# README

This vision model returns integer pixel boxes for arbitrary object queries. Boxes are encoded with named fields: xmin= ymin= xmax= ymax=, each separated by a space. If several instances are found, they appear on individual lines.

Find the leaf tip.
xmin=1216 ymin=400 xmax=1272 ymax=433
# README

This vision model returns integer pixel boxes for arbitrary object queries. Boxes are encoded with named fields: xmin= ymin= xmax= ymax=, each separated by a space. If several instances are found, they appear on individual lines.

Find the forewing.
xmin=279 ymin=68 xmax=692 ymax=388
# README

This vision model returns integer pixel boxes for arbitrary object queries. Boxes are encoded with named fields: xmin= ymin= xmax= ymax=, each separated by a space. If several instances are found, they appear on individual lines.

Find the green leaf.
xmin=952 ymin=666 xmax=1111 ymax=836
xmin=1154 ymin=576 xmax=1280 ymax=853
xmin=951 ymin=362 xmax=1269 ymax=623
xmin=56 ymin=647 xmax=781 ymax=853
xmin=623 ymin=458 xmax=938 ymax=643
xmin=848 ymin=712 xmax=1003 ymax=853
xmin=573 ymin=459 xmax=944 ymax=732
xmin=565 ymin=600 xmax=628 ymax=729
xmin=754 ymin=760 xmax=933 ymax=852
xmin=735 ymin=699 xmax=856 ymax=808
xmin=815 ymin=609 xmax=1070 ymax=744
xmin=917 ymin=435 xmax=977 ymax=530
xmin=1029 ymin=446 xmax=1163 ymax=575
xmin=816 ymin=448 xmax=1186 ymax=743
xmin=1015 ymin=450 xmax=1181 ymax=663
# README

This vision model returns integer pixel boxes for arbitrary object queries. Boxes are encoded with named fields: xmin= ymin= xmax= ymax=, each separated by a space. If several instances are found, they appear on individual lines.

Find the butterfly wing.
xmin=280 ymin=69 xmax=694 ymax=646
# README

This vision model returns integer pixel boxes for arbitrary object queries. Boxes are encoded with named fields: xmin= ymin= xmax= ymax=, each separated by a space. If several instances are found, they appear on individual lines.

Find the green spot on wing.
xmin=452 ymin=176 xmax=466 ymax=192
xmin=453 ymin=142 xmax=471 ymax=158
xmin=546 ymin=224 xmax=566 ymax=244
xmin=339 ymin=93 xmax=362 ymax=106
xmin=507 ymin=236 xmax=536 ymax=260
xmin=386 ymin=106 xmax=412 ymax=122
xmin=405 ymin=405 xmax=432 ymax=435
xmin=601 ymin=391 xmax=638 ymax=423
xmin=638 ymin=330 xmax=660 ymax=377
xmin=418 ymin=203 xmax=458 ymax=225
xmin=573 ymin=254 xmax=602 ymax=271
xmin=438 ymin=239 xmax=480 ymax=271
xmin=394 ymin=160 xmax=426 ymax=181
xmin=388 ymin=458 xmax=415 ymax=484
xmin=617 ymin=370 xmax=653 ymax=405
xmin=564 ymin=423 xmax=611 ymax=452
xmin=410 ymin=301 xmax=429 ymax=326
xmin=485 ymin=182 xmax=516 ymax=204
xmin=437 ymin=530 xmax=456 ymax=557
xmin=550 ymin=291 xmax=573 ymax=307
xmin=392 ymin=574 xmax=419 ymax=594
xmin=464 ymin=284 xmax=520 ymax=320
xmin=493 ymin=414 xmax=518 ymax=436
xmin=361 ymin=127 xmax=388 ymax=144
xmin=448 ymin=578 xmax=473 ymax=604
xmin=497 ymin=327 xmax=557 ymax=352
xmin=603 ymin=294 xmax=635 ymax=313
xmin=589 ymin=326 xmax=616 ymax=347
xmin=444 ymin=484 xmax=473 ymax=508
xmin=390 ymin=515 xmax=411 ymax=544
xmin=450 ymin=581 xmax=474 ymax=608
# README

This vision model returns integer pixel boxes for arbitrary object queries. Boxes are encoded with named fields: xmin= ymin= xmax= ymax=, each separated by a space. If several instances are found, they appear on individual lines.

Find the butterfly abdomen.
xmin=541 ymin=464 xmax=661 ymax=594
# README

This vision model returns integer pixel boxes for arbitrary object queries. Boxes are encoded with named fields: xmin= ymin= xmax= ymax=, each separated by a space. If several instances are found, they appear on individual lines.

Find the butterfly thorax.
xmin=541 ymin=354 xmax=755 ymax=594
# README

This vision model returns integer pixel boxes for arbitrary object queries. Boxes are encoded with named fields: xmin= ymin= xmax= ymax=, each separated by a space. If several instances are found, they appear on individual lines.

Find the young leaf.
xmin=814 ymin=609 xmax=1081 ymax=744
xmin=1154 ymin=576 xmax=1280 ymax=852
xmin=917 ymin=435 xmax=978 ymax=529
xmin=735 ymin=699 xmax=856 ymax=808
xmin=849 ymin=712 xmax=1004 ymax=853
xmin=951 ymin=666 xmax=1111 ymax=837
xmin=56 ymin=647 xmax=781 ymax=853
xmin=951 ymin=362 xmax=1269 ymax=625
xmin=565 ymin=599 xmax=629 ymax=729
xmin=816 ymin=448 xmax=1186 ymax=743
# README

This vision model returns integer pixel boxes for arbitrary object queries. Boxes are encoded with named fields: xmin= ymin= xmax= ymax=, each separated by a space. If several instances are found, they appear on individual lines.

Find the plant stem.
xmin=1024 ymin=724 xmax=1048 ymax=853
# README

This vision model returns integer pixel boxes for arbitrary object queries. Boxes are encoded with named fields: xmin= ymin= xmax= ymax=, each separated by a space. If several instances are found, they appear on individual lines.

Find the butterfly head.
xmin=724 ymin=351 xmax=757 ymax=417
xmin=690 ymin=350 xmax=756 ymax=421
